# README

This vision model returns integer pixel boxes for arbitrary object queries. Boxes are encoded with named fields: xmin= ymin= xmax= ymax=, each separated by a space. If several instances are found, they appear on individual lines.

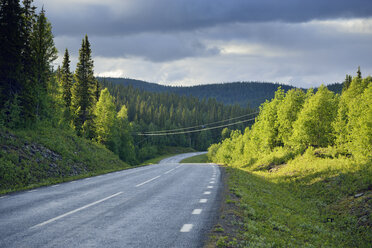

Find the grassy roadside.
xmin=0 ymin=127 xmax=196 ymax=195
xmin=180 ymin=153 xmax=208 ymax=163
xmin=207 ymin=152 xmax=371 ymax=247
xmin=0 ymin=127 xmax=133 ymax=195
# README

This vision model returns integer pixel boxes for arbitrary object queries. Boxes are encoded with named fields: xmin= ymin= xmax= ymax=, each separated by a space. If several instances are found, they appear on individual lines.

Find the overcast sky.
xmin=34 ymin=0 xmax=372 ymax=88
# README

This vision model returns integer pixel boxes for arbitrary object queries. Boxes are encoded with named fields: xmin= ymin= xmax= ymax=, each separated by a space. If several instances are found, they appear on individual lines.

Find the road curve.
xmin=0 ymin=152 xmax=221 ymax=248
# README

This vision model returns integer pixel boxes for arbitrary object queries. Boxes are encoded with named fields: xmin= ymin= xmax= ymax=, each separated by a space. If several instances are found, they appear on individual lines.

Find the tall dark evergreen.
xmin=0 ymin=0 xmax=24 ymax=109
xmin=60 ymin=49 xmax=73 ymax=111
xmin=23 ymin=7 xmax=57 ymax=120
xmin=357 ymin=66 xmax=362 ymax=79
xmin=30 ymin=8 xmax=57 ymax=91
xmin=94 ymin=79 xmax=100 ymax=102
xmin=342 ymin=74 xmax=352 ymax=92
xmin=72 ymin=35 xmax=95 ymax=136
xmin=20 ymin=0 xmax=35 ymax=79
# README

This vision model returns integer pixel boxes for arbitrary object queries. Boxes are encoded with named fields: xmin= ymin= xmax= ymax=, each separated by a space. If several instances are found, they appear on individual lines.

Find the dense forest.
xmin=0 ymin=0 xmax=253 ymax=166
xmin=101 ymin=81 xmax=254 ymax=161
xmin=207 ymin=70 xmax=371 ymax=246
xmin=98 ymin=77 xmax=343 ymax=108
xmin=208 ymin=70 xmax=371 ymax=165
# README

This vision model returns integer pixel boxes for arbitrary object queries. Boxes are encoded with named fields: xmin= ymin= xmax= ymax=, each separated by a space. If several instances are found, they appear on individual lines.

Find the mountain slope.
xmin=98 ymin=77 xmax=342 ymax=108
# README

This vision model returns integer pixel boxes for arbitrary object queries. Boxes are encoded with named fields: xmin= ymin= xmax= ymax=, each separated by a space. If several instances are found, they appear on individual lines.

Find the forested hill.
xmin=98 ymin=77 xmax=343 ymax=108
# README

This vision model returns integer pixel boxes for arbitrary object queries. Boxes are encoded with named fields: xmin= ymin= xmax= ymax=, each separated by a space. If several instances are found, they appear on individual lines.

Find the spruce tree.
xmin=94 ymin=79 xmax=100 ymax=102
xmin=0 ymin=0 xmax=24 ymax=109
xmin=342 ymin=74 xmax=352 ymax=92
xmin=60 ymin=49 xmax=73 ymax=111
xmin=72 ymin=35 xmax=95 ymax=136
xmin=357 ymin=66 xmax=362 ymax=79
xmin=24 ymin=7 xmax=57 ymax=120
xmin=31 ymin=8 xmax=57 ymax=91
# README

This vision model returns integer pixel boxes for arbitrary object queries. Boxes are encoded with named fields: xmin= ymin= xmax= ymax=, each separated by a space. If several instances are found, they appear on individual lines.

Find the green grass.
xmin=0 ymin=129 xmax=196 ymax=195
xmin=210 ymin=149 xmax=372 ymax=247
xmin=180 ymin=153 xmax=208 ymax=163
xmin=0 ymin=127 xmax=133 ymax=194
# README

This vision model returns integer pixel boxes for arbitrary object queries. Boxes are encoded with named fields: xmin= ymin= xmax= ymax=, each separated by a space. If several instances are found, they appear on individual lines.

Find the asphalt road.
xmin=0 ymin=152 xmax=221 ymax=248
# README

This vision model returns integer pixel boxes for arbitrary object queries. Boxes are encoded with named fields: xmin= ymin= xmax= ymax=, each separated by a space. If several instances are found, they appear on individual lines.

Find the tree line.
xmin=0 ymin=0 xmax=254 ymax=164
xmin=101 ymin=80 xmax=254 ymax=161
xmin=0 ymin=1 xmax=134 ymax=163
xmin=209 ymin=68 xmax=371 ymax=165
xmin=0 ymin=0 xmax=57 ymax=127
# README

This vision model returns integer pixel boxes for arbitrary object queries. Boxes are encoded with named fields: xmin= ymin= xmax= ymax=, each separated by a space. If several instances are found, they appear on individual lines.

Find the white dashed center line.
xmin=204 ymin=191 xmax=211 ymax=195
xmin=180 ymin=224 xmax=193 ymax=232
xmin=199 ymin=199 xmax=208 ymax=203
xmin=51 ymin=184 xmax=60 ymax=188
xmin=192 ymin=209 xmax=202 ymax=215
xmin=210 ymin=181 xmax=215 ymax=184
xmin=136 ymin=175 xmax=161 ymax=187
xmin=28 ymin=190 xmax=37 ymax=193
xmin=30 ymin=192 xmax=123 ymax=229
xmin=164 ymin=168 xmax=175 ymax=174
xmin=207 ymin=186 xmax=213 ymax=189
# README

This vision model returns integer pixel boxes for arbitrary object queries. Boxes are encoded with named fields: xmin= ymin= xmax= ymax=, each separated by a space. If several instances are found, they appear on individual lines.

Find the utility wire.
xmin=136 ymin=117 xmax=256 ymax=136
xmin=140 ymin=111 xmax=259 ymax=134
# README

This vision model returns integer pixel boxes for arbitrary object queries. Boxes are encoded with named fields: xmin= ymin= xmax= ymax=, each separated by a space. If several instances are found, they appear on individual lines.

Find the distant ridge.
xmin=97 ymin=77 xmax=342 ymax=108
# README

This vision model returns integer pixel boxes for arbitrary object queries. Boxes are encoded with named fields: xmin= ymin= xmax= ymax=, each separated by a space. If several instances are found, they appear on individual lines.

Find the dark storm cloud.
xmin=92 ymin=33 xmax=219 ymax=62
xmin=37 ymin=0 xmax=372 ymax=36
xmin=35 ymin=0 xmax=372 ymax=87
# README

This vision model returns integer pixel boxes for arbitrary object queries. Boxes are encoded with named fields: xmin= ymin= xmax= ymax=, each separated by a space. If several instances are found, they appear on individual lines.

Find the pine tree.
xmin=342 ymin=74 xmax=352 ymax=92
xmin=72 ymin=35 xmax=95 ymax=136
xmin=31 ymin=8 xmax=57 ymax=90
xmin=94 ymin=79 xmax=100 ymax=102
xmin=60 ymin=49 xmax=73 ymax=112
xmin=20 ymin=0 xmax=36 ymax=79
xmin=22 ymin=7 xmax=57 ymax=121
xmin=0 ymin=0 xmax=24 ymax=109
xmin=357 ymin=66 xmax=362 ymax=79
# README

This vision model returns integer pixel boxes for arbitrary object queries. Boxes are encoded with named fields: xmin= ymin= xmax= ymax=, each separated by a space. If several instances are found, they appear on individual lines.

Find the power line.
xmin=140 ymin=111 xmax=259 ymax=134
xmin=135 ymin=117 xmax=256 ymax=136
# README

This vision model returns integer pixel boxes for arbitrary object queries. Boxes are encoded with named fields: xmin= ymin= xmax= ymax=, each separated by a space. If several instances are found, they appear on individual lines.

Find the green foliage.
xmin=208 ymin=72 xmax=372 ymax=247
xmin=94 ymin=88 xmax=116 ymax=144
xmin=292 ymin=85 xmax=338 ymax=148
xmin=276 ymin=88 xmax=306 ymax=146
xmin=334 ymin=75 xmax=371 ymax=156
xmin=348 ymin=81 xmax=372 ymax=162
xmin=1 ymin=94 xmax=22 ymax=129
xmin=117 ymin=105 xmax=136 ymax=164
xmin=221 ymin=127 xmax=231 ymax=140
